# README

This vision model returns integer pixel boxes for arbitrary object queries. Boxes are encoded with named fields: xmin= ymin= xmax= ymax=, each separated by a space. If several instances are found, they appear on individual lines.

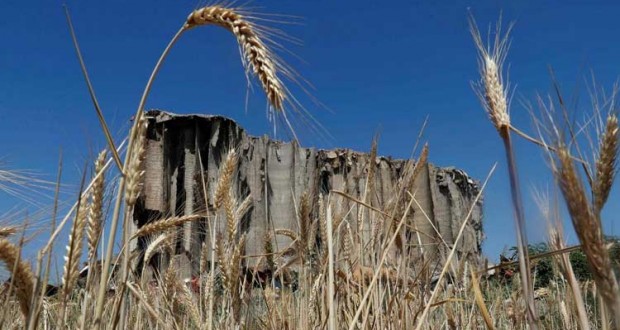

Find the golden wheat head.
xmin=185 ymin=6 xmax=285 ymax=112
xmin=555 ymin=146 xmax=620 ymax=317
xmin=594 ymin=113 xmax=618 ymax=212
xmin=469 ymin=15 xmax=513 ymax=133
xmin=125 ymin=118 xmax=148 ymax=207
xmin=87 ymin=149 xmax=107 ymax=262
xmin=62 ymin=196 xmax=88 ymax=300
xmin=0 ymin=238 xmax=35 ymax=318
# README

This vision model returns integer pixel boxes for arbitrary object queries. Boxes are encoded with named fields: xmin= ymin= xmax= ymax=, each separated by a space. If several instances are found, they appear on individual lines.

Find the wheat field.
xmin=0 ymin=4 xmax=619 ymax=330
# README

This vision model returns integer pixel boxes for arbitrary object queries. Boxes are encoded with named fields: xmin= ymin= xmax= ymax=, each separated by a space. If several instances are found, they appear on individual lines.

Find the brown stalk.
xmin=63 ymin=6 xmax=123 ymax=173
xmin=28 ymin=151 xmax=62 ymax=330
xmin=470 ymin=267 xmax=495 ymax=329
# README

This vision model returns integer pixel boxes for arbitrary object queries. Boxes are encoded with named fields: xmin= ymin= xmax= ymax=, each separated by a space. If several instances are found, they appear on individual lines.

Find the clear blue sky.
xmin=1 ymin=0 xmax=619 ymax=264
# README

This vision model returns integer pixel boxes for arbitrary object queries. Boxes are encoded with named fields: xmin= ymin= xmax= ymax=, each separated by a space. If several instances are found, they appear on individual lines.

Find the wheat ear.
xmin=132 ymin=214 xmax=204 ymax=239
xmin=61 ymin=195 xmax=88 ymax=299
xmin=143 ymin=233 xmax=172 ymax=268
xmin=125 ymin=118 xmax=148 ymax=207
xmin=469 ymin=15 xmax=538 ymax=328
xmin=185 ymin=6 xmax=285 ymax=112
xmin=229 ymin=234 xmax=246 ymax=325
xmin=0 ymin=238 xmax=34 ymax=318
xmin=593 ymin=113 xmax=618 ymax=213
xmin=214 ymin=149 xmax=237 ymax=209
xmin=0 ymin=226 xmax=18 ymax=237
xmin=87 ymin=150 xmax=107 ymax=262
xmin=469 ymin=15 xmax=512 ymax=133
xmin=235 ymin=195 xmax=253 ymax=224
xmin=556 ymin=146 xmax=620 ymax=324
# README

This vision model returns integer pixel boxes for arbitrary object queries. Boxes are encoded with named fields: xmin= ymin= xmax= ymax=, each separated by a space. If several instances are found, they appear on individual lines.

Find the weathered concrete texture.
xmin=135 ymin=110 xmax=484 ymax=275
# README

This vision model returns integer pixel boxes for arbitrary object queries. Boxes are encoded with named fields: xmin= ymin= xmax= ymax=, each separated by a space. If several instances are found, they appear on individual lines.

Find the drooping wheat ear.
xmin=593 ymin=113 xmax=618 ymax=213
xmin=61 ymin=195 xmax=88 ymax=300
xmin=556 ymin=146 xmax=620 ymax=321
xmin=214 ymin=149 xmax=237 ymax=209
xmin=132 ymin=214 xmax=203 ymax=238
xmin=143 ymin=233 xmax=171 ymax=268
xmin=185 ymin=6 xmax=285 ymax=112
xmin=469 ymin=15 xmax=512 ymax=133
xmin=275 ymin=228 xmax=298 ymax=241
xmin=0 ymin=238 xmax=34 ymax=318
xmin=87 ymin=150 xmax=107 ymax=262
xmin=125 ymin=118 xmax=148 ymax=207
xmin=235 ymin=195 xmax=253 ymax=224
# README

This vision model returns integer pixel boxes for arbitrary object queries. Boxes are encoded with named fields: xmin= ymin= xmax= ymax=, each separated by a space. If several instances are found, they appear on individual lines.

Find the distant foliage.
xmin=507 ymin=237 xmax=620 ymax=287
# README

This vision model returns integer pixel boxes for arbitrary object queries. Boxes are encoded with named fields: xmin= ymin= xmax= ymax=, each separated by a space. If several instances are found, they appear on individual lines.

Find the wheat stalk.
xmin=469 ymin=15 xmax=538 ymax=328
xmin=0 ymin=238 xmax=34 ymax=318
xmin=94 ymin=4 xmax=296 ymax=324
xmin=185 ymin=6 xmax=286 ymax=112
xmin=469 ymin=15 xmax=512 ymax=133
